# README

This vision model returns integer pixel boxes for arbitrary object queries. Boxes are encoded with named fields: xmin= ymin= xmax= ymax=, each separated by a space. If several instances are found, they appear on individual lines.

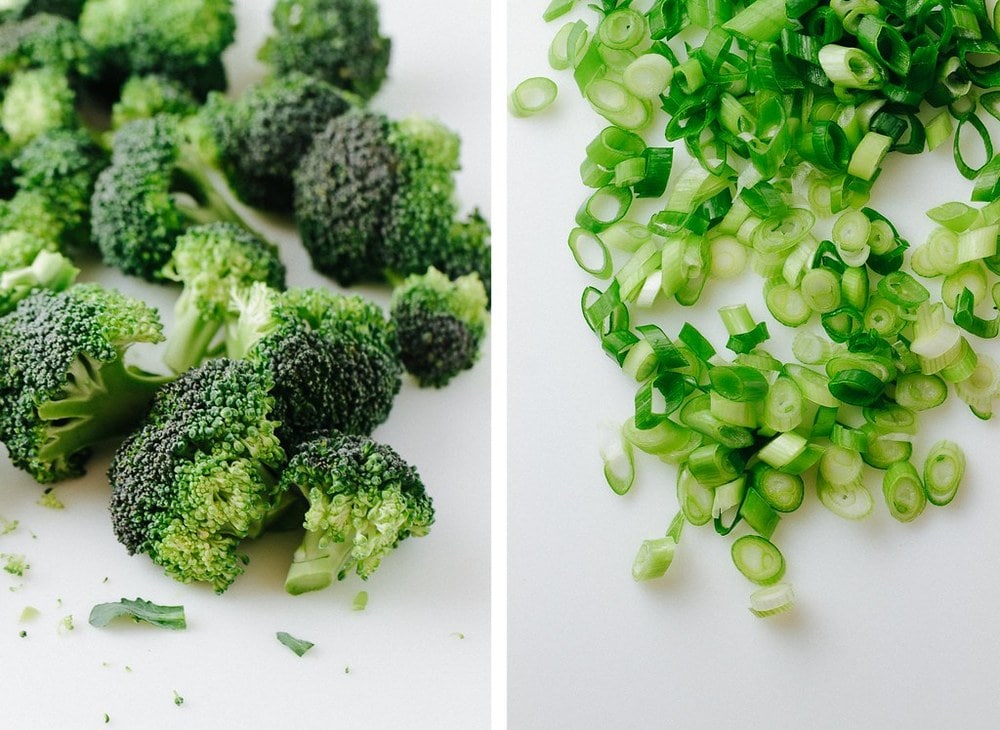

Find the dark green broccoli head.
xmin=206 ymin=72 xmax=354 ymax=211
xmin=1 ymin=66 xmax=75 ymax=146
xmin=108 ymin=357 xmax=287 ymax=592
xmin=390 ymin=267 xmax=489 ymax=388
xmin=229 ymin=284 xmax=402 ymax=444
xmin=0 ymin=12 xmax=94 ymax=77
xmin=13 ymin=128 xmax=108 ymax=249
xmin=294 ymin=111 xmax=470 ymax=286
xmin=161 ymin=222 xmax=286 ymax=373
xmin=91 ymin=115 xmax=249 ymax=280
xmin=0 ymin=283 xmax=167 ymax=482
xmin=259 ymin=0 xmax=390 ymax=100
xmin=0 ymin=0 xmax=86 ymax=21
xmin=293 ymin=109 xmax=398 ymax=285
xmin=282 ymin=432 xmax=434 ymax=594
xmin=111 ymin=74 xmax=198 ymax=130
xmin=79 ymin=0 xmax=235 ymax=98
xmin=439 ymin=209 xmax=492 ymax=305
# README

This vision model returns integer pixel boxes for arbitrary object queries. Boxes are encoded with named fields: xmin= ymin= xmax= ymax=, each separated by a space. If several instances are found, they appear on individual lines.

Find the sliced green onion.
xmin=739 ymin=487 xmax=781 ymax=538
xmin=861 ymin=434 xmax=912 ymax=469
xmin=817 ymin=45 xmax=884 ymax=89
xmin=752 ymin=463 xmax=804 ymax=512
xmin=586 ymin=126 xmax=647 ymax=167
xmin=761 ymin=375 xmax=803 ymax=432
xmin=731 ymin=534 xmax=786 ymax=585
xmin=765 ymin=281 xmax=811 ymax=326
xmin=847 ymin=131 xmax=893 ymax=181
xmin=801 ymin=267 xmax=843 ymax=313
xmin=600 ymin=421 xmax=635 ymax=495
xmin=877 ymin=271 xmax=929 ymax=308
xmin=709 ymin=235 xmax=748 ymax=278
xmin=623 ymin=54 xmax=674 ymax=98
xmin=748 ymin=582 xmax=795 ymax=618
xmin=602 ymin=220 xmax=654 ymax=252
xmin=576 ymin=185 xmax=633 ymax=232
xmin=632 ymin=536 xmax=677 ymax=580
xmin=568 ymin=228 xmax=613 ymax=278
xmin=818 ymin=445 xmax=864 ymax=486
xmin=622 ymin=416 xmax=692 ymax=455
xmin=816 ymin=473 xmax=874 ymax=520
xmin=709 ymin=365 xmax=770 ymax=401
xmin=598 ymin=8 xmax=648 ymax=49
xmin=543 ymin=0 xmax=576 ymax=22
xmin=688 ymin=442 xmax=745 ymax=487
xmin=882 ymin=461 xmax=926 ymax=522
xmin=893 ymin=373 xmax=948 ymax=411
xmin=510 ymin=77 xmax=559 ymax=117
xmin=922 ymin=440 xmax=965 ymax=506
xmin=677 ymin=466 xmax=714 ymax=526
xmin=954 ymin=353 xmax=999 ymax=418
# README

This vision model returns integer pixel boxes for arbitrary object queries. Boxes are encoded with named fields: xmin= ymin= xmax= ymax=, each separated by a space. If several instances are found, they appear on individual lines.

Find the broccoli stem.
xmin=284 ymin=527 xmax=355 ymax=595
xmin=35 ymin=355 xmax=173 ymax=461
xmin=163 ymin=290 xmax=224 ymax=374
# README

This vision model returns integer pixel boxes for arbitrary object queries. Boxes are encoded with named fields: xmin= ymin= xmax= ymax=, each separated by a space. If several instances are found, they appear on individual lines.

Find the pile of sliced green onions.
xmin=513 ymin=0 xmax=997 ymax=617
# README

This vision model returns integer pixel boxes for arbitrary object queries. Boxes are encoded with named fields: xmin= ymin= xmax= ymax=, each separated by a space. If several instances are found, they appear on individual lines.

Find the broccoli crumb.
xmin=37 ymin=488 xmax=64 ymax=509
xmin=0 ymin=515 xmax=18 ymax=534
xmin=104 ymin=713 xmax=110 ymax=723
xmin=19 ymin=605 xmax=39 ymax=622
xmin=352 ymin=590 xmax=368 ymax=611
xmin=57 ymin=614 xmax=73 ymax=633
xmin=173 ymin=690 xmax=184 ymax=707
xmin=344 ymin=666 xmax=350 ymax=674
xmin=2 ymin=553 xmax=28 ymax=576
xmin=18 ymin=629 xmax=26 ymax=637
xmin=451 ymin=632 xmax=466 ymax=640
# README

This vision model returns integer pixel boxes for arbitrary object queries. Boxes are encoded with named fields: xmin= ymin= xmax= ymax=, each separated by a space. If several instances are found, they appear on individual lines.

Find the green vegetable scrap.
xmin=276 ymin=630 xmax=314 ymax=657
xmin=88 ymin=598 xmax=187 ymax=630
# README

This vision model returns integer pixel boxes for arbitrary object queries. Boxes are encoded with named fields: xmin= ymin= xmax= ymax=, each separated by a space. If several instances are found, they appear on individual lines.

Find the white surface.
xmin=508 ymin=4 xmax=1000 ymax=729
xmin=0 ymin=2 xmax=491 ymax=727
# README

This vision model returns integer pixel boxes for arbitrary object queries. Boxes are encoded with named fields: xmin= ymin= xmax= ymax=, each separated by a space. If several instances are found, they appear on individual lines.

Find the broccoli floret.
xmin=442 ymin=210 xmax=492 ymax=305
xmin=12 ymin=128 xmax=107 ymax=248
xmin=281 ymin=432 xmax=433 ymax=595
xmin=110 ymin=74 xmax=198 ymax=131
xmin=0 ymin=283 xmax=170 ymax=482
xmin=0 ymin=13 xmax=94 ymax=77
xmin=108 ymin=357 xmax=289 ymax=592
xmin=1 ymin=66 xmax=75 ymax=146
xmin=160 ymin=222 xmax=286 ymax=373
xmin=259 ymin=0 xmax=390 ymax=101
xmin=0 ymin=248 xmax=77 ymax=314
xmin=79 ymin=0 xmax=235 ymax=98
xmin=91 ymin=115 xmax=257 ymax=281
xmin=205 ymin=72 xmax=354 ymax=211
xmin=390 ymin=267 xmax=489 ymax=388
xmin=228 ymin=284 xmax=402 ymax=445
xmin=0 ymin=228 xmax=53 ymax=268
xmin=293 ymin=110 xmax=491 ymax=290
xmin=0 ymin=0 xmax=86 ymax=22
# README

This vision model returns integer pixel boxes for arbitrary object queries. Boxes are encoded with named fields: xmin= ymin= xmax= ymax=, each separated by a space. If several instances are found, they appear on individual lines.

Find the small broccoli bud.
xmin=282 ymin=432 xmax=434 ymax=594
xmin=0 ymin=12 xmax=94 ymax=77
xmin=390 ymin=267 xmax=489 ymax=388
xmin=111 ymin=74 xmax=199 ymax=130
xmin=259 ymin=0 xmax=390 ymax=100
xmin=1 ymin=66 xmax=75 ymax=146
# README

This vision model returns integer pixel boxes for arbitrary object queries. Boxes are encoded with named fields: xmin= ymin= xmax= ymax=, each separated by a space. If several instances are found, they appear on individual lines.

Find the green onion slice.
xmin=922 ymin=440 xmax=965 ymax=506
xmin=882 ymin=461 xmax=927 ymax=522
xmin=748 ymin=582 xmax=795 ymax=618
xmin=509 ymin=77 xmax=559 ymax=117
xmin=816 ymin=473 xmax=874 ymax=520
xmin=731 ymin=534 xmax=786 ymax=585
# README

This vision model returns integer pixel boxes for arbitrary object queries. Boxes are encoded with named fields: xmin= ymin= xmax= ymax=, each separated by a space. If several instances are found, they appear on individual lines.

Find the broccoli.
xmin=390 ymin=267 xmax=489 ymax=388
xmin=0 ymin=0 xmax=86 ymax=22
xmin=10 ymin=127 xmax=107 ymax=249
xmin=204 ymin=71 xmax=355 ymax=211
xmin=1 ymin=66 xmax=75 ymax=146
xmin=441 ymin=209 xmax=493 ymax=306
xmin=293 ymin=110 xmax=491 ymax=293
xmin=160 ymin=222 xmax=286 ymax=374
xmin=0 ymin=12 xmax=94 ymax=77
xmin=281 ymin=432 xmax=434 ymax=595
xmin=227 ymin=283 xmax=402 ymax=446
xmin=108 ymin=357 xmax=291 ymax=592
xmin=259 ymin=0 xmax=390 ymax=101
xmin=0 ymin=248 xmax=78 ymax=314
xmin=91 ymin=115 xmax=257 ymax=281
xmin=0 ymin=283 xmax=170 ymax=482
xmin=79 ymin=0 xmax=235 ymax=98
xmin=110 ymin=74 xmax=198 ymax=131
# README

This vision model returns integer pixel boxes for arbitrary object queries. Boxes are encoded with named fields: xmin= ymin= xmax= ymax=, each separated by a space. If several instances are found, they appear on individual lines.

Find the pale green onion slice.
xmin=819 ymin=445 xmax=864 ymax=486
xmin=925 ymin=111 xmax=953 ymax=151
xmin=568 ymin=227 xmax=612 ymax=278
xmin=712 ymin=476 xmax=747 ymax=524
xmin=632 ymin=536 xmax=677 ymax=581
xmin=761 ymin=375 xmax=803 ymax=433
xmin=882 ymin=461 xmax=927 ymax=522
xmin=731 ymin=535 xmax=786 ymax=585
xmin=548 ymin=22 xmax=580 ymax=70
xmin=598 ymin=8 xmax=648 ymax=49
xmin=622 ymin=416 xmax=691 ymax=455
xmin=817 ymin=45 xmax=885 ymax=89
xmin=927 ymin=202 xmax=978 ymax=233
xmin=543 ymin=0 xmax=575 ymax=22
xmin=710 ymin=391 xmax=758 ymax=428
xmin=893 ymin=373 xmax=948 ymax=411
xmin=709 ymin=235 xmax=747 ymax=279
xmin=923 ymin=440 xmax=965 ymax=506
xmin=623 ymin=54 xmax=673 ymax=99
xmin=801 ymin=268 xmax=843 ymax=313
xmin=599 ymin=421 xmax=635 ymax=495
xmin=862 ymin=435 xmax=912 ymax=470
xmin=576 ymin=185 xmax=633 ymax=232
xmin=816 ymin=473 xmax=874 ymax=520
xmin=599 ymin=94 xmax=653 ymax=131
xmin=792 ymin=331 xmax=842 ymax=365
xmin=586 ymin=78 xmax=629 ymax=114
xmin=765 ymin=282 xmax=811 ymax=327
xmin=954 ymin=353 xmax=1000 ymax=418
xmin=677 ymin=466 xmax=713 ymax=526
xmin=956 ymin=224 xmax=998 ymax=264
xmin=941 ymin=263 xmax=988 ymax=309
xmin=785 ymin=364 xmax=840 ymax=407
xmin=757 ymin=431 xmax=808 ymax=470
xmin=847 ymin=132 xmax=893 ymax=181
xmin=613 ymin=156 xmax=646 ymax=187
xmin=509 ymin=77 xmax=559 ymax=117
xmin=748 ymin=582 xmax=795 ymax=618
xmin=586 ymin=126 xmax=646 ymax=167
xmin=753 ymin=464 xmax=804 ymax=512
xmin=601 ymin=219 xmax=653 ymax=252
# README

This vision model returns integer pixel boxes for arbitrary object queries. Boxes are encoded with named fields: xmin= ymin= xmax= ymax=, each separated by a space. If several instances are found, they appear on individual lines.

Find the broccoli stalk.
xmin=281 ymin=433 xmax=434 ymax=595
xmin=160 ymin=223 xmax=286 ymax=373
xmin=0 ymin=248 xmax=78 ymax=314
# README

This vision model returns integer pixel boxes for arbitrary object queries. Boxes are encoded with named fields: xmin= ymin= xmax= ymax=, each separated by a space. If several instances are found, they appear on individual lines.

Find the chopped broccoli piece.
xmin=205 ymin=71 xmax=355 ymax=211
xmin=282 ymin=432 xmax=434 ymax=595
xmin=108 ymin=358 xmax=291 ymax=591
xmin=228 ymin=284 xmax=402 ymax=445
xmin=259 ymin=0 xmax=390 ymax=100
xmin=111 ymin=74 xmax=198 ymax=131
xmin=91 ymin=115 xmax=258 ymax=281
xmin=79 ymin=0 xmax=235 ymax=98
xmin=0 ymin=283 xmax=170 ymax=482
xmin=276 ymin=630 xmax=313 ymax=656
xmin=160 ymin=222 xmax=286 ymax=373
xmin=2 ymin=552 xmax=27 ymax=576
xmin=12 ymin=127 xmax=108 ymax=249
xmin=0 ymin=248 xmax=78 ymax=315
xmin=88 ymin=597 xmax=186 ymax=629
xmin=390 ymin=267 xmax=489 ymax=388
xmin=0 ymin=12 xmax=94 ymax=77
xmin=1 ymin=66 xmax=75 ymax=146
xmin=293 ymin=110 xmax=491 ymax=294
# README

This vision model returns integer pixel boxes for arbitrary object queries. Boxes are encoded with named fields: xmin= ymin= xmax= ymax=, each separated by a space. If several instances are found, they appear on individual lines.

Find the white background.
xmin=508 ymin=2 xmax=1000 ymax=728
xmin=0 ymin=1 xmax=491 ymax=726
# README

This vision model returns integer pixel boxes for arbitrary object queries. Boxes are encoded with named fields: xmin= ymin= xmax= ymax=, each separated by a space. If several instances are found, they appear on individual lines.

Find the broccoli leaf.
xmin=276 ymin=631 xmax=314 ymax=656
xmin=88 ymin=598 xmax=186 ymax=630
